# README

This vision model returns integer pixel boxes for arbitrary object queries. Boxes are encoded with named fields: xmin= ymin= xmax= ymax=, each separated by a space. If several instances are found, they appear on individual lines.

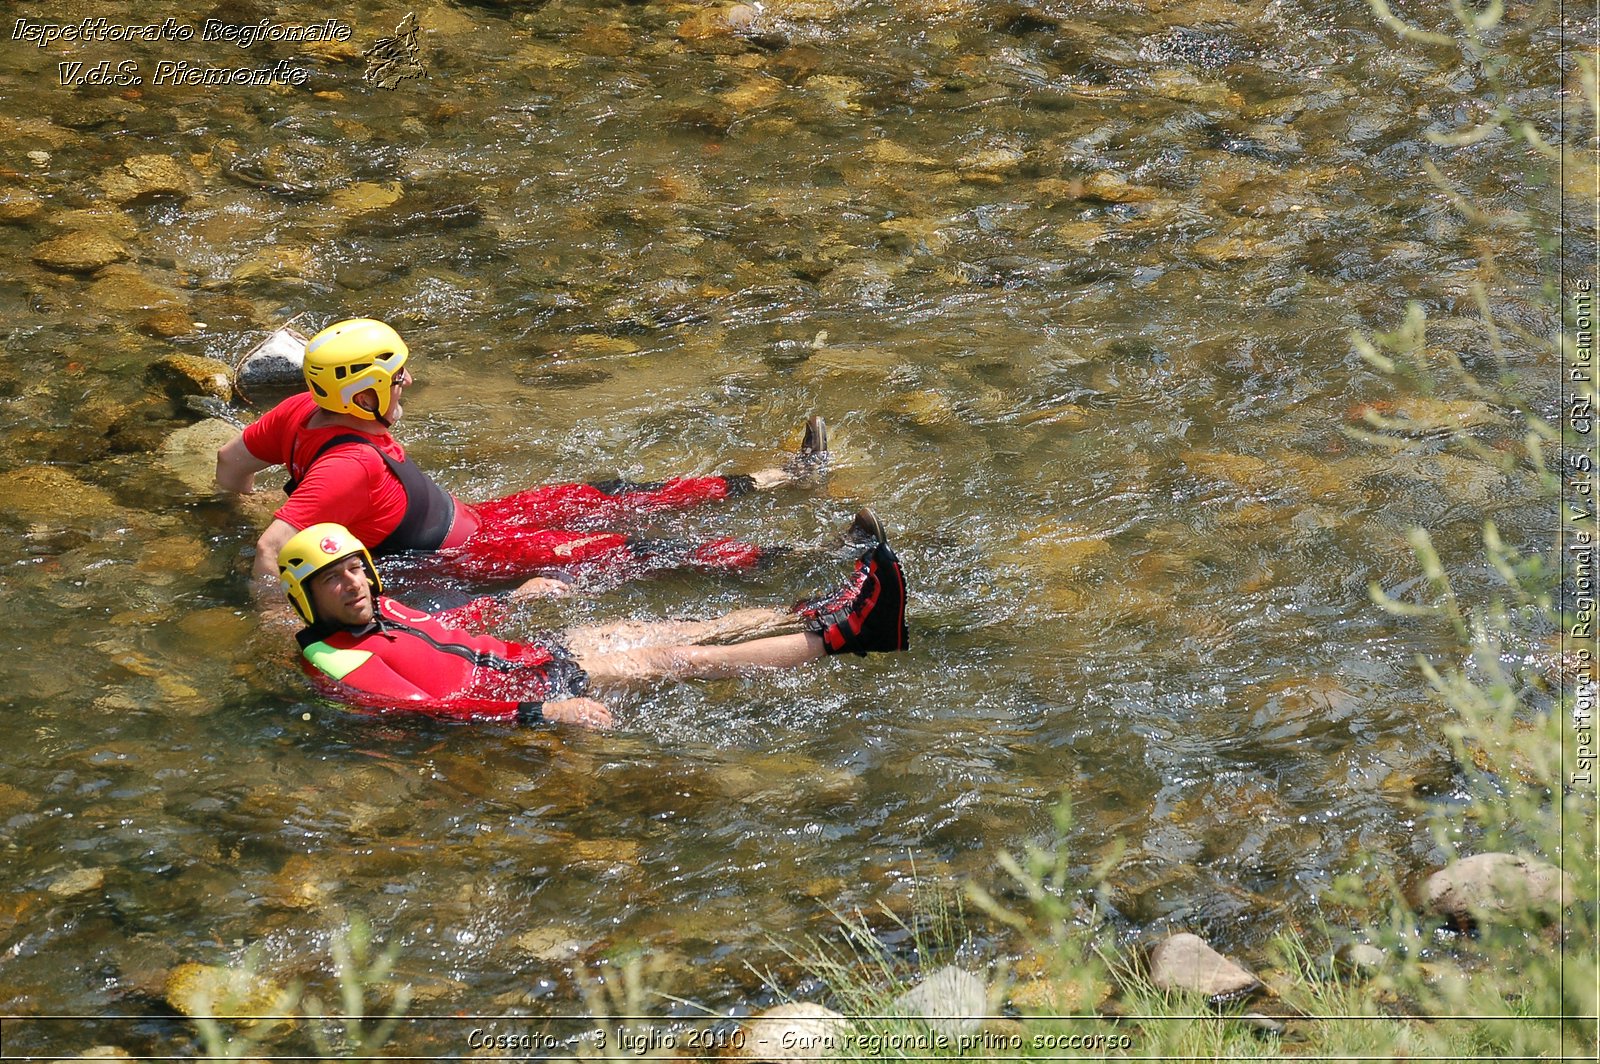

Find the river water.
xmin=0 ymin=0 xmax=1586 ymax=1054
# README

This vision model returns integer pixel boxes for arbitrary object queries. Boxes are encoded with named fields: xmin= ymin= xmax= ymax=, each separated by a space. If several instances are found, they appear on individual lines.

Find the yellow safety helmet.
xmin=277 ymin=522 xmax=382 ymax=625
xmin=302 ymin=318 xmax=410 ymax=422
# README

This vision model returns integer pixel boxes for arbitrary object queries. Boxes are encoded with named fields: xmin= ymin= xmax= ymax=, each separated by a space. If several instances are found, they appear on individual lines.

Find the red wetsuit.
xmin=243 ymin=393 xmax=763 ymax=580
xmin=295 ymin=596 xmax=587 ymax=723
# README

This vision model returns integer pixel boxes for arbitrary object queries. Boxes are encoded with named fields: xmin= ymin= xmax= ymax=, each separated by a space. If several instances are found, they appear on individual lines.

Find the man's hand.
xmin=509 ymin=575 xmax=577 ymax=600
xmin=253 ymin=518 xmax=300 ymax=585
xmin=540 ymin=697 xmax=612 ymax=729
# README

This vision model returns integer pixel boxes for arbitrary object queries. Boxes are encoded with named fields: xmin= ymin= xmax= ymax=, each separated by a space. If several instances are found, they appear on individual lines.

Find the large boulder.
xmin=1422 ymin=852 xmax=1575 ymax=929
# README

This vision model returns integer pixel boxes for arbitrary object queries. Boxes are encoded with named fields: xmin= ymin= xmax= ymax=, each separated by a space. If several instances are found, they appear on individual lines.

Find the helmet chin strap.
xmin=355 ymin=388 xmax=391 ymax=428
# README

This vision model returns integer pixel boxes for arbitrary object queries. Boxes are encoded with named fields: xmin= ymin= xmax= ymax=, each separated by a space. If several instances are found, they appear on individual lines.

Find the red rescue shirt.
xmin=242 ymin=393 xmax=412 ymax=543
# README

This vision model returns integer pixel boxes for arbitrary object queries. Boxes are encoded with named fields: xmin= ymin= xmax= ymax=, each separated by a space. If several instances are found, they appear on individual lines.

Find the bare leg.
xmin=563 ymin=607 xmax=804 ymax=657
xmin=750 ymin=465 xmax=803 ymax=491
xmin=578 ymin=633 xmax=825 ymax=684
xmin=750 ymin=414 xmax=828 ymax=490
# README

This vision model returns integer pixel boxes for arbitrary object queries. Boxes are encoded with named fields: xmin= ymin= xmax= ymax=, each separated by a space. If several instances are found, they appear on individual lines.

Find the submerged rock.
xmin=229 ymin=247 xmax=317 ymax=285
xmin=47 ymin=867 xmax=106 ymax=898
xmin=138 ymin=309 xmax=198 ymax=339
xmin=1081 ymin=171 xmax=1163 ymax=203
xmin=99 ymin=154 xmax=193 ymax=204
xmin=513 ymin=926 xmax=586 ymax=963
xmin=159 ymin=419 xmax=240 ymax=494
xmin=1348 ymin=397 xmax=1508 ymax=436
xmin=0 ymin=466 xmax=124 ymax=526
xmin=1422 ymin=852 xmax=1575 ymax=929
xmin=164 ymin=962 xmax=288 ymax=1020
xmin=1146 ymin=933 xmax=1262 ymax=1003
xmin=678 ymin=4 xmax=759 ymax=41
xmin=87 ymin=265 xmax=183 ymax=313
xmin=32 ymin=231 xmax=129 ymax=273
xmin=0 ymin=188 xmax=44 ymax=224
xmin=326 ymin=180 xmax=404 ymax=214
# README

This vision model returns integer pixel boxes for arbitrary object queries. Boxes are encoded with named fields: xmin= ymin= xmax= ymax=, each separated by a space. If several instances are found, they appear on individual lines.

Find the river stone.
xmin=1332 ymin=942 xmax=1386 ymax=979
xmin=32 ymin=231 xmax=129 ymax=273
xmin=806 ymin=74 xmax=864 ymax=111
xmin=1423 ymin=852 xmax=1575 ymax=928
xmin=0 ymin=188 xmax=44 ymax=224
xmin=148 ymin=354 xmax=233 ymax=402
xmin=1146 ymin=933 xmax=1262 ymax=1003
xmin=100 ymin=154 xmax=192 ymax=204
xmin=138 ymin=309 xmax=198 ymax=338
xmin=567 ymin=838 xmax=642 ymax=871
xmin=345 ymin=191 xmax=484 ymax=237
xmin=891 ymin=966 xmax=988 ymax=1036
xmin=724 ymin=76 xmax=784 ymax=113
xmin=139 ymin=533 xmax=213 ymax=585
xmin=1238 ymin=1013 xmax=1285 ymax=1037
xmin=888 ymin=388 xmax=956 ymax=427
xmin=740 ymin=1003 xmax=850 ymax=1062
xmin=47 ymin=867 xmax=106 ymax=898
xmin=959 ymin=145 xmax=1026 ymax=178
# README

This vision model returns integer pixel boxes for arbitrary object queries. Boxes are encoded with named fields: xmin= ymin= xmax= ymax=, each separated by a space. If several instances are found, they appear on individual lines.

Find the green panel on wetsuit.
xmin=303 ymin=642 xmax=372 ymax=680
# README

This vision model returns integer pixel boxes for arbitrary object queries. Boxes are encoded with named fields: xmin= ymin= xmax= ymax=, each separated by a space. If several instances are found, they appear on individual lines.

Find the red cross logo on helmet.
xmin=320 ymin=535 xmax=342 ymax=554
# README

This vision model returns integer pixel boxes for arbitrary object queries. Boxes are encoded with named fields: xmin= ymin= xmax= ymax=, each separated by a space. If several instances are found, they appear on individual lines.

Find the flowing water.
xmin=0 ymin=0 xmax=1585 ymax=1054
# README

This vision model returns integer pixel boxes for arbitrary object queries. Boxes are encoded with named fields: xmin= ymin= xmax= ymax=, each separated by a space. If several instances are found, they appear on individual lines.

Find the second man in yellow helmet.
xmin=216 ymin=318 xmax=828 ymax=596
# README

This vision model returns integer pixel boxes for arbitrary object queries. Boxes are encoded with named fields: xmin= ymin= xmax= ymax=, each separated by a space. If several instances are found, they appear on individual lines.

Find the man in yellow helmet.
xmin=277 ymin=515 xmax=907 ymax=729
xmin=216 ymin=318 xmax=828 ymax=594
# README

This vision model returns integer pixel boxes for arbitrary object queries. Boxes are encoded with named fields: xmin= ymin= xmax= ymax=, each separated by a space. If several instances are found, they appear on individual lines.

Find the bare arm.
xmin=253 ymin=518 xmax=301 ymax=587
xmin=216 ymin=434 xmax=274 ymax=493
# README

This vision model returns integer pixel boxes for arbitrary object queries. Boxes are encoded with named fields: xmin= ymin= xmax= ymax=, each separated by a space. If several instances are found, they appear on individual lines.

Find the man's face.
xmin=355 ymin=366 xmax=412 ymax=425
xmin=310 ymin=555 xmax=377 ymax=626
